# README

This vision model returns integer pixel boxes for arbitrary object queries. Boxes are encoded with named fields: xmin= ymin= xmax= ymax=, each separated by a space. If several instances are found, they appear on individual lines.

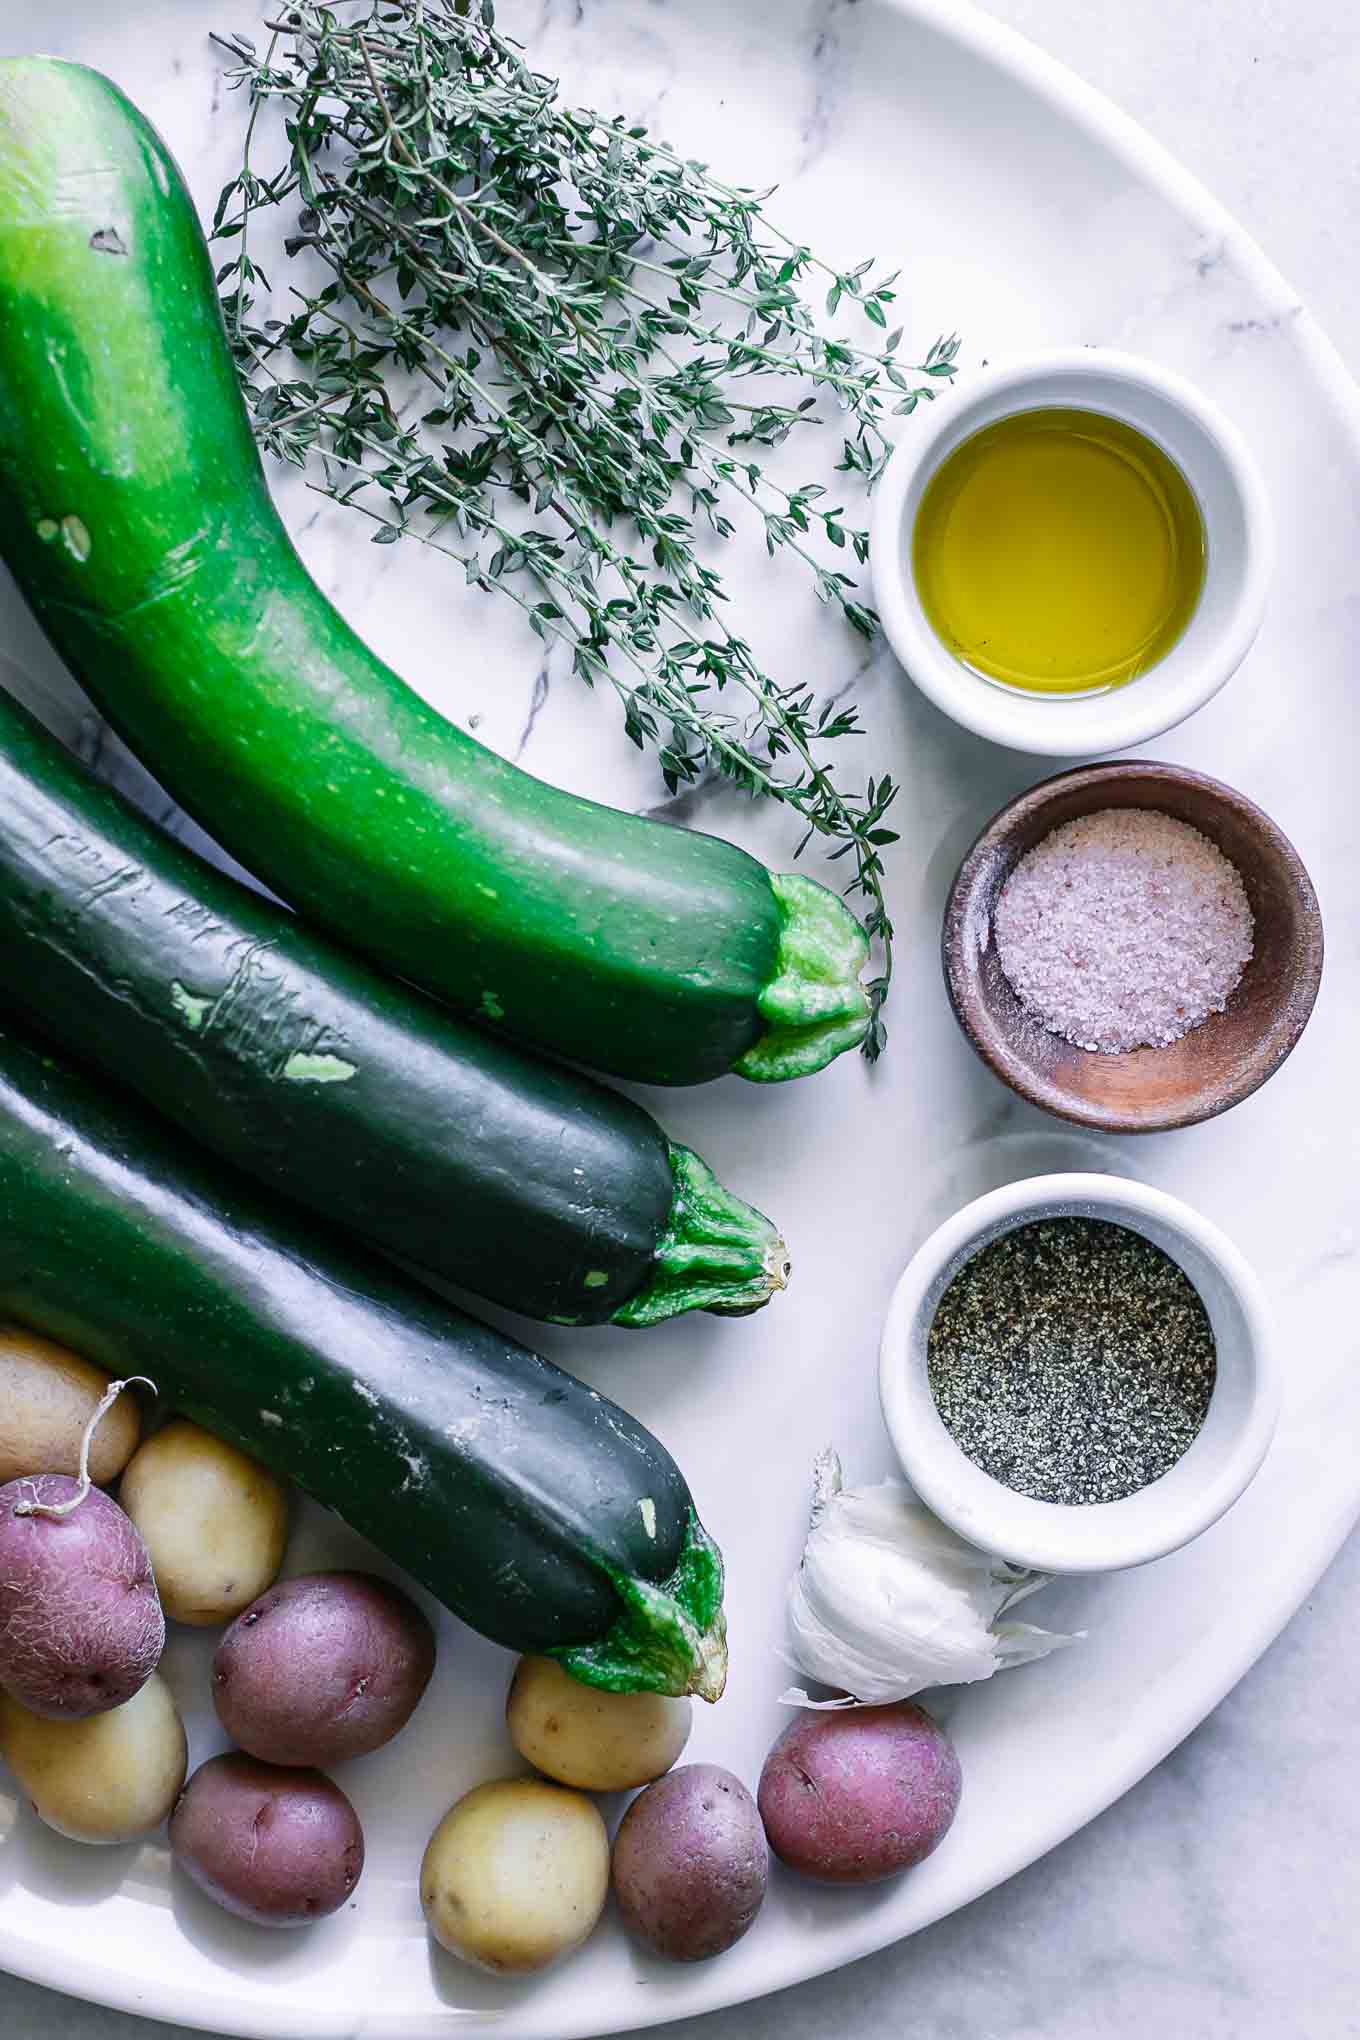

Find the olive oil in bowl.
xmin=912 ymin=407 xmax=1206 ymax=694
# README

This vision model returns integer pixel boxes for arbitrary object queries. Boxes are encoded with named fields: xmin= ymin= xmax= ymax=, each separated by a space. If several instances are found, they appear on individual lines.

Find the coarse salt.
xmin=992 ymin=808 xmax=1254 ymax=1054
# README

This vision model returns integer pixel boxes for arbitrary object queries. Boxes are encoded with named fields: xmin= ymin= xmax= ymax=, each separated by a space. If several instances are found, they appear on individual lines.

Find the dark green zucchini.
xmin=0 ymin=1013 xmax=725 ymax=1698
xmin=0 ymin=685 xmax=785 ymax=1328
xmin=0 ymin=57 xmax=869 ymax=1089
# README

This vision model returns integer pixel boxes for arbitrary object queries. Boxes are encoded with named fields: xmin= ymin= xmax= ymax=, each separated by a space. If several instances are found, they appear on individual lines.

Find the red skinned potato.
xmin=758 ymin=1702 xmax=961 ymax=1885
xmin=0 ymin=1476 xmax=163 ymax=1719
xmin=170 ymin=1752 xmax=364 ymax=1927
xmin=612 ymin=1763 xmax=767 ymax=1962
xmin=212 ymin=1571 xmax=436 ymax=1767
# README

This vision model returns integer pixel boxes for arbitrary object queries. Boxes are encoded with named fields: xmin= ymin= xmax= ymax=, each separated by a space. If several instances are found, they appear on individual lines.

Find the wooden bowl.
xmin=943 ymin=762 xmax=1324 ymax=1133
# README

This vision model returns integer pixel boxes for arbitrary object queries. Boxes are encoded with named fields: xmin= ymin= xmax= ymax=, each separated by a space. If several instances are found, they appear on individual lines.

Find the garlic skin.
xmin=780 ymin=1450 xmax=1078 ymax=1708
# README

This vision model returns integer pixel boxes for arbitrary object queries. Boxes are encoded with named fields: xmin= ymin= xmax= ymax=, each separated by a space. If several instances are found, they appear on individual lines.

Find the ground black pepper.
xmin=926 ymin=1217 xmax=1217 ymax=1505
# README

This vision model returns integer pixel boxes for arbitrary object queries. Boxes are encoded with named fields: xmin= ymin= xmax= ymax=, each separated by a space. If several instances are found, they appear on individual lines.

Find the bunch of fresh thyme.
xmin=212 ymin=0 xmax=960 ymax=1055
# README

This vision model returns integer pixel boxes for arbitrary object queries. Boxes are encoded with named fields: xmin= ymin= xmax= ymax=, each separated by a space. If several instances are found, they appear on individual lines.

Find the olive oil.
xmin=912 ymin=407 xmax=1205 ymax=694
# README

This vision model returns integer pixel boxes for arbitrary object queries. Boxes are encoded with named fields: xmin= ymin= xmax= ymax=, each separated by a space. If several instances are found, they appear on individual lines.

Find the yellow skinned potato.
xmin=0 ymin=1326 xmax=141 ymax=1487
xmin=0 ymin=1674 xmax=187 ymax=1843
xmin=507 ymin=1654 xmax=691 ymax=1791
xmin=118 ymin=1420 xmax=288 ymax=1626
xmin=421 ymin=1777 xmax=608 ymax=1973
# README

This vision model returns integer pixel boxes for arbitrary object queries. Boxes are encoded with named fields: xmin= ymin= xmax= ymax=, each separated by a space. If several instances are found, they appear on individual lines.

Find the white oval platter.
xmin=1 ymin=1 xmax=1357 ymax=2035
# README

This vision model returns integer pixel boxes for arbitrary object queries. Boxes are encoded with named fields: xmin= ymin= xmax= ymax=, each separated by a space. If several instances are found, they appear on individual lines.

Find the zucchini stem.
xmin=611 ymin=1144 xmax=789 ymax=1330
xmin=551 ymin=1512 xmax=728 ymax=1702
xmin=736 ymin=872 xmax=872 ymax=1082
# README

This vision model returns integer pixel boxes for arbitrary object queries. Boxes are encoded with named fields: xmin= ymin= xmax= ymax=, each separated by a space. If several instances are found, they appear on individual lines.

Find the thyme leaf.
xmin=212 ymin=0 xmax=960 ymax=1055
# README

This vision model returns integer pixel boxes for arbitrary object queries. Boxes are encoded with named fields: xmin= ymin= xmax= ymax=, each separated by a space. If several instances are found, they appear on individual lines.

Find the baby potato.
xmin=170 ymin=1752 xmax=364 ymax=1927
xmin=612 ymin=1764 xmax=767 ymax=1962
xmin=119 ymin=1419 xmax=288 ymax=1626
xmin=0 ymin=1476 xmax=164 ymax=1718
xmin=0 ymin=1326 xmax=140 ymax=1487
xmin=507 ymin=1654 xmax=690 ymax=1792
xmin=0 ymin=1673 xmax=186 ymax=1844
xmin=421 ymin=1777 xmax=608 ymax=1974
xmin=213 ymin=1571 xmax=436 ymax=1767
xmin=758 ymin=1701 xmax=962 ymax=1885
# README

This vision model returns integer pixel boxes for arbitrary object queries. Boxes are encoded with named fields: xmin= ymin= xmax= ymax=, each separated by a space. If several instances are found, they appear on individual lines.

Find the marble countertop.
xmin=2 ymin=2 xmax=1357 ymax=2037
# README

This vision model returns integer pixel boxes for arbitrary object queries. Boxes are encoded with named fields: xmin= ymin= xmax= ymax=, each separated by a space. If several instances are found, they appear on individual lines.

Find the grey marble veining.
xmin=1 ymin=2 xmax=1359 ymax=2037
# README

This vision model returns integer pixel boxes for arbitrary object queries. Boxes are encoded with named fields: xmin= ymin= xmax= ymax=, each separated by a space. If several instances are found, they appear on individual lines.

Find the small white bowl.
xmin=869 ymin=349 xmax=1274 ymax=756
xmin=878 ymin=1173 xmax=1278 ymax=1573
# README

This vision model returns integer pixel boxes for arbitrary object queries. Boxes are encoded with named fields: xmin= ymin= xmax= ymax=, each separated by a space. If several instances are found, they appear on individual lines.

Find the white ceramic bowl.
xmin=878 ymin=1173 xmax=1278 ymax=1572
xmin=869 ymin=349 xmax=1274 ymax=756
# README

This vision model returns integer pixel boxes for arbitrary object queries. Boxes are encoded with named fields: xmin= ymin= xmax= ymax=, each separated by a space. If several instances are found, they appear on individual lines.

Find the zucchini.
xmin=0 ymin=1013 xmax=726 ymax=1699
xmin=0 ymin=685 xmax=786 ymax=1329
xmin=0 ymin=57 xmax=870 ymax=1089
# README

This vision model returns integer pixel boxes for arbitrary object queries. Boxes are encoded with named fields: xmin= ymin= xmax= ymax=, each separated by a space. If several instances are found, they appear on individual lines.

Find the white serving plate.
xmin=1 ymin=2 xmax=1357 ymax=2036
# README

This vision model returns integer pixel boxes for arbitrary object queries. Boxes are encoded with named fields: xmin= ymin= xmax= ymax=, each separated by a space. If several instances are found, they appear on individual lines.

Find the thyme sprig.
xmin=212 ymin=0 xmax=960 ymax=1055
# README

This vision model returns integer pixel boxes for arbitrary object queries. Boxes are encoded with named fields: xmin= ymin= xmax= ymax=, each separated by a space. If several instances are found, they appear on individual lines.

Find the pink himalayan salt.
xmin=993 ymin=807 xmax=1254 ymax=1054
